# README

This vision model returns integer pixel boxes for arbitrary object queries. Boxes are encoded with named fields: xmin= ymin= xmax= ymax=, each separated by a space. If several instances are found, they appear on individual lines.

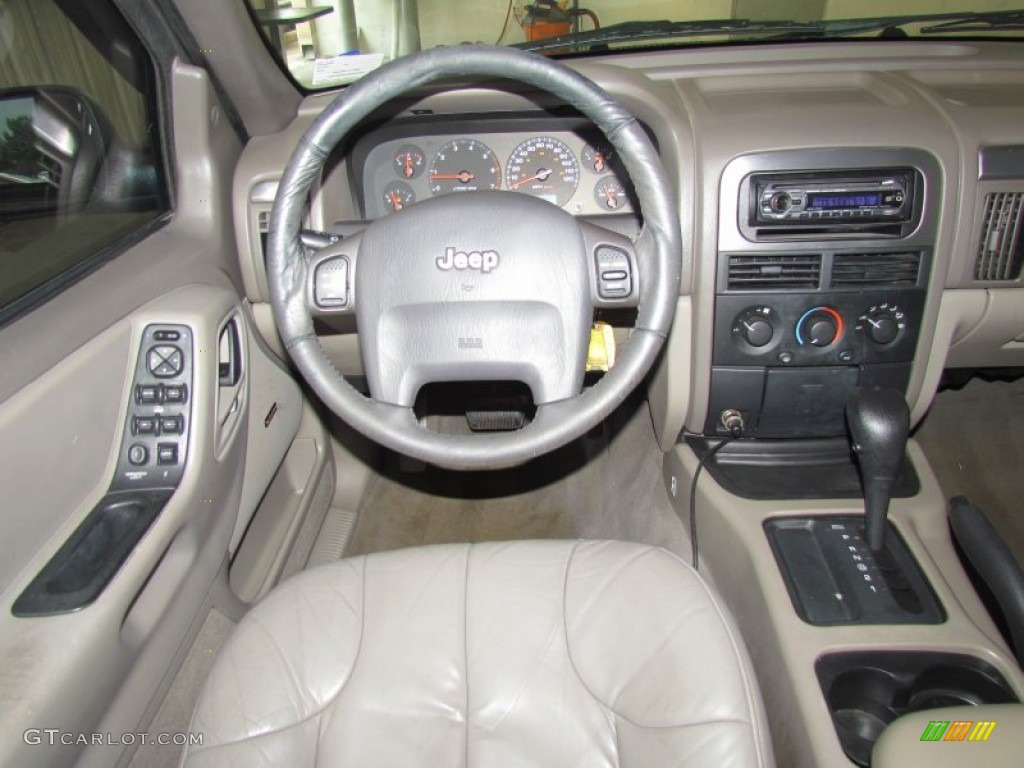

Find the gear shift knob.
xmin=846 ymin=387 xmax=910 ymax=552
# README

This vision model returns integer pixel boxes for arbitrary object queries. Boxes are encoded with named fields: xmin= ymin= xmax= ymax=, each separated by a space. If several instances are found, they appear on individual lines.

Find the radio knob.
xmin=797 ymin=306 xmax=844 ymax=347
xmin=864 ymin=311 xmax=900 ymax=345
xmin=770 ymin=192 xmax=793 ymax=213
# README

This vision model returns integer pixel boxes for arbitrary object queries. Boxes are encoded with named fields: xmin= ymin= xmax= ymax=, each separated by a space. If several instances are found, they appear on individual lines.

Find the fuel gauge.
xmin=594 ymin=177 xmax=628 ymax=211
xmin=382 ymin=181 xmax=415 ymax=214
xmin=393 ymin=145 xmax=425 ymax=180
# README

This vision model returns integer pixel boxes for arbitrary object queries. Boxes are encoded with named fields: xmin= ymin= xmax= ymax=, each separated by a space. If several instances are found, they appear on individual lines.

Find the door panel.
xmin=0 ymin=60 xmax=252 ymax=768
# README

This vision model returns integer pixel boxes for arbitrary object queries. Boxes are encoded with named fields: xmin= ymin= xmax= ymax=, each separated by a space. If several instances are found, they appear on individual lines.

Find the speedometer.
xmin=505 ymin=136 xmax=580 ymax=208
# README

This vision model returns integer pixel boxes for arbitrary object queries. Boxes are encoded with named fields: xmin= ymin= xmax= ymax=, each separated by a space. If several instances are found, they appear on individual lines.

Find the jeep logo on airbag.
xmin=436 ymin=247 xmax=499 ymax=273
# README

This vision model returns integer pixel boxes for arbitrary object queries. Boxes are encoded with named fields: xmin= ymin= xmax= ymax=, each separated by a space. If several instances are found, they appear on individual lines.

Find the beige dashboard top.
xmin=233 ymin=40 xmax=1024 ymax=443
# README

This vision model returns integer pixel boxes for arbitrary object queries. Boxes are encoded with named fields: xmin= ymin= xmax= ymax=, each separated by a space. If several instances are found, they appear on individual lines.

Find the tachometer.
xmin=506 ymin=136 xmax=580 ymax=207
xmin=428 ymin=139 xmax=502 ymax=195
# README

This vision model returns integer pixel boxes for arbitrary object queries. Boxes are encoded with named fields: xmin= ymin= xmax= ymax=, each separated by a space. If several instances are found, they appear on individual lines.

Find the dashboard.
xmin=353 ymin=118 xmax=638 ymax=219
xmin=234 ymin=41 xmax=1024 ymax=453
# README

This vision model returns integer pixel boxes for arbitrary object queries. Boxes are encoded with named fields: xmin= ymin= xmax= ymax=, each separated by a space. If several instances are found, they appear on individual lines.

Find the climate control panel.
xmin=713 ymin=291 xmax=923 ymax=369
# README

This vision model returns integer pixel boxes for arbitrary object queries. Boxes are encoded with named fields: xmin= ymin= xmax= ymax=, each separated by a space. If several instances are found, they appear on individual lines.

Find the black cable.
xmin=493 ymin=0 xmax=516 ymax=45
xmin=689 ymin=435 xmax=737 ymax=571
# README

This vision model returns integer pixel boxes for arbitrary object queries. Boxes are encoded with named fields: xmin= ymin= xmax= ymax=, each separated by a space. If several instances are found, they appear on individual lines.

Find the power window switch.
xmin=136 ymin=384 xmax=161 ymax=404
xmin=132 ymin=416 xmax=157 ymax=435
xmin=159 ymin=415 xmax=183 ymax=435
xmin=162 ymin=384 xmax=187 ymax=404
xmin=156 ymin=443 xmax=178 ymax=465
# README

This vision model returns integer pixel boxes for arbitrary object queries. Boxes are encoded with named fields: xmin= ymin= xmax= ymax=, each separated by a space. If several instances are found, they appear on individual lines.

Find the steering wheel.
xmin=267 ymin=46 xmax=680 ymax=471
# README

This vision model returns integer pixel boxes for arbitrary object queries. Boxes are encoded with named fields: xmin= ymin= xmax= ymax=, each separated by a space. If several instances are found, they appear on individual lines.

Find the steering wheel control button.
xmin=156 ymin=443 xmax=179 ymax=465
xmin=127 ymin=444 xmax=148 ymax=466
xmin=162 ymin=384 xmax=187 ymax=404
xmin=153 ymin=330 xmax=181 ymax=342
xmin=595 ymin=245 xmax=632 ymax=299
xmin=136 ymin=384 xmax=161 ymax=404
xmin=314 ymin=257 xmax=350 ymax=308
xmin=147 ymin=345 xmax=184 ymax=377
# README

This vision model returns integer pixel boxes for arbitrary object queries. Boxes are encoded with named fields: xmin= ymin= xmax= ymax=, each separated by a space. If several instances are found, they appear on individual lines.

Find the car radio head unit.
xmin=750 ymin=169 xmax=917 ymax=227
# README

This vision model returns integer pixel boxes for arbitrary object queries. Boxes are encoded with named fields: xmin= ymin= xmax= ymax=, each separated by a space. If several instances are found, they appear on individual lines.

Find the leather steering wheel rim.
xmin=267 ymin=45 xmax=680 ymax=470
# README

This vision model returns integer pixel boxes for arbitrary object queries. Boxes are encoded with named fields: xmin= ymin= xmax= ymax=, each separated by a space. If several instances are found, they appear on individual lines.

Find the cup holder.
xmin=817 ymin=652 xmax=1017 ymax=767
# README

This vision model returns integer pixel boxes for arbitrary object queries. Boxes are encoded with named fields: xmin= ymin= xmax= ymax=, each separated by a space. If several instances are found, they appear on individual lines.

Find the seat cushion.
xmin=183 ymin=540 xmax=774 ymax=767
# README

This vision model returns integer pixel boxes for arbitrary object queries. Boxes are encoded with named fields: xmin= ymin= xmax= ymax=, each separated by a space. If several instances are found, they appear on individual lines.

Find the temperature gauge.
xmin=393 ymin=145 xmax=425 ymax=180
xmin=582 ymin=144 xmax=615 ymax=174
xmin=382 ymin=181 xmax=415 ymax=214
xmin=594 ymin=177 xmax=628 ymax=211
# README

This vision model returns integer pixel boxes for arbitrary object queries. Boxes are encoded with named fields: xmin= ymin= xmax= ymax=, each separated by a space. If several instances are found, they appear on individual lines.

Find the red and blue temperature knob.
xmin=796 ymin=306 xmax=844 ymax=347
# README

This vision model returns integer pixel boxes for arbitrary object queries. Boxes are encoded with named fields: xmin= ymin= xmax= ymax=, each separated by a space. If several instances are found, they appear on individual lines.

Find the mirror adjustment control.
xmin=147 ymin=345 xmax=183 ymax=377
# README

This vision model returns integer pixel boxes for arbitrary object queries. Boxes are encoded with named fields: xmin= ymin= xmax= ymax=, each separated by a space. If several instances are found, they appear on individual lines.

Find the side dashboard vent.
xmin=830 ymin=252 xmax=921 ymax=288
xmin=976 ymin=192 xmax=1024 ymax=281
xmin=727 ymin=254 xmax=821 ymax=290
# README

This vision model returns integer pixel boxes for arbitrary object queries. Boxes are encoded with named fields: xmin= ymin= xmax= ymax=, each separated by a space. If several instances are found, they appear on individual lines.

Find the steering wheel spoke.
xmin=579 ymin=220 xmax=641 ymax=309
xmin=305 ymin=232 xmax=361 ymax=318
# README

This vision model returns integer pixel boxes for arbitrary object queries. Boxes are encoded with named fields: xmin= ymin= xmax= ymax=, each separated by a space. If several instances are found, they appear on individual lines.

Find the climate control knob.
xmin=796 ymin=306 xmax=844 ymax=348
xmin=859 ymin=305 xmax=904 ymax=345
xmin=733 ymin=307 xmax=775 ymax=348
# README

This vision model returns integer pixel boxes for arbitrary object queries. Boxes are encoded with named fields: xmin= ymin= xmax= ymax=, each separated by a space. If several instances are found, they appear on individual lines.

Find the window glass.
xmin=241 ymin=0 xmax=1024 ymax=90
xmin=0 ymin=0 xmax=167 ymax=313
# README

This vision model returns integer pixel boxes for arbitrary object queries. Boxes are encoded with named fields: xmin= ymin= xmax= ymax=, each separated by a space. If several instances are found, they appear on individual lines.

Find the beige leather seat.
xmin=183 ymin=540 xmax=774 ymax=767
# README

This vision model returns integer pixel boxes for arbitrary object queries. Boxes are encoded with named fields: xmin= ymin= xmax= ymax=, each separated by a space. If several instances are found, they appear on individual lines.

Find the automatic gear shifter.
xmin=846 ymin=387 xmax=910 ymax=552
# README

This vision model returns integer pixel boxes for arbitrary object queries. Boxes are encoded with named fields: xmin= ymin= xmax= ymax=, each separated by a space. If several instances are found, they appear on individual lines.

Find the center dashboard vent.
xmin=727 ymin=254 xmax=822 ymax=290
xmin=830 ymin=252 xmax=921 ymax=288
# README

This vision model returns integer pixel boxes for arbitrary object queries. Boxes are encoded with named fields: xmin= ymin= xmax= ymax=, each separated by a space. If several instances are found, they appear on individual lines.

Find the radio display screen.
xmin=807 ymin=192 xmax=882 ymax=210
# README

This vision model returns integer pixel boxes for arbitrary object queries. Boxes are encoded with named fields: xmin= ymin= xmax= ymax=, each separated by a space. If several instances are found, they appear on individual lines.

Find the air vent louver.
xmin=831 ymin=252 xmax=920 ymax=287
xmin=976 ymin=192 xmax=1024 ymax=281
xmin=257 ymin=210 xmax=270 ymax=233
xmin=727 ymin=254 xmax=821 ymax=290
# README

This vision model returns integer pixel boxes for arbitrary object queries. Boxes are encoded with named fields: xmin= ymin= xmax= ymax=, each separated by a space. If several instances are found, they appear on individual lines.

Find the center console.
xmin=707 ymin=148 xmax=939 ymax=442
xmin=661 ymin=147 xmax=1024 ymax=767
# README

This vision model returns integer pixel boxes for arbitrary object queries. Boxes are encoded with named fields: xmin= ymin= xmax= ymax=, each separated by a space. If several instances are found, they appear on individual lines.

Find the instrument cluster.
xmin=360 ymin=128 xmax=637 ymax=219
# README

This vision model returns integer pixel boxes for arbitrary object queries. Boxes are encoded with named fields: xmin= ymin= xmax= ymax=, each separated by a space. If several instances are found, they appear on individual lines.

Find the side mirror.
xmin=0 ymin=86 xmax=109 ymax=220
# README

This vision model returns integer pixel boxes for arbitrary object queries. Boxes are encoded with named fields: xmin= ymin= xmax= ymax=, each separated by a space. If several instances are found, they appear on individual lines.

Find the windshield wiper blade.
xmin=512 ymin=18 xmax=819 ymax=53
xmin=770 ymin=9 xmax=1024 ymax=39
xmin=920 ymin=10 xmax=1024 ymax=33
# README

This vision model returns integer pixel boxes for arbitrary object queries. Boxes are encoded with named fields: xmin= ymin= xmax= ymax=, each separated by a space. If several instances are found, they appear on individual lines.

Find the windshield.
xmin=242 ymin=1 xmax=1024 ymax=90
